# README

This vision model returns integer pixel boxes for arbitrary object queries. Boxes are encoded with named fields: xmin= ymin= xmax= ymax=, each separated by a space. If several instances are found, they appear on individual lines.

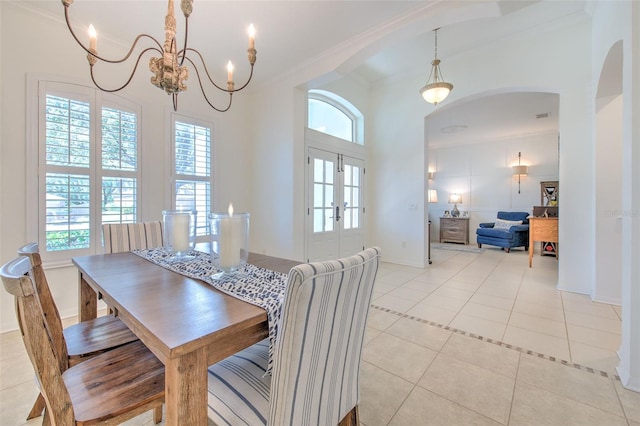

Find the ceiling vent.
xmin=536 ymin=112 xmax=551 ymax=119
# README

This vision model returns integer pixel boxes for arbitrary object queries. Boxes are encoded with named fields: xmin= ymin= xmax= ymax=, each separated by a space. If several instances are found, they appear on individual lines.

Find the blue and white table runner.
xmin=132 ymin=247 xmax=288 ymax=374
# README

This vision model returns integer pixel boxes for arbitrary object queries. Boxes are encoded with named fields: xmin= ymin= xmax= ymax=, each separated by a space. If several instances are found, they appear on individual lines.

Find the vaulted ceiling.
xmin=20 ymin=0 xmax=600 ymax=144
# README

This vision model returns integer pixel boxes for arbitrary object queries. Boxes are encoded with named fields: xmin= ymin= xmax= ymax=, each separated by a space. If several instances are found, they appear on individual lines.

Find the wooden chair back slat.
xmin=1 ymin=257 xmax=76 ymax=424
xmin=18 ymin=243 xmax=69 ymax=371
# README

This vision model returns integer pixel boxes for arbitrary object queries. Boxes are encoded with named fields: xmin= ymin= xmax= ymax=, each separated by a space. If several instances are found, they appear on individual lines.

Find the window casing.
xmin=31 ymin=80 xmax=141 ymax=262
xmin=171 ymin=115 xmax=213 ymax=239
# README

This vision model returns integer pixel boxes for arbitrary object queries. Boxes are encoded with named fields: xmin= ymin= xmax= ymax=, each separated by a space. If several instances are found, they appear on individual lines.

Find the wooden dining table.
xmin=73 ymin=250 xmax=300 ymax=426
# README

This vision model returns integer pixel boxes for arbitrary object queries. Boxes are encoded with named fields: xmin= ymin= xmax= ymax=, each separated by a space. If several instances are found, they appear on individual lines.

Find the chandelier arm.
xmin=229 ymin=66 xmax=255 ymax=92
xmin=184 ymin=57 xmax=233 ymax=112
xmin=182 ymin=49 xmax=254 ymax=93
xmin=89 ymin=47 xmax=160 ymax=93
xmin=64 ymin=3 xmax=162 ymax=64
xmin=181 ymin=50 xmax=227 ymax=91
xmin=178 ymin=16 xmax=189 ymax=67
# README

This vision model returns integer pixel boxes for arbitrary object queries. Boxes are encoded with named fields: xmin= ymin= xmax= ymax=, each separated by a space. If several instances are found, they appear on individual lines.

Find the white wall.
xmin=595 ymin=94 xmax=622 ymax=304
xmin=591 ymin=0 xmax=640 ymax=393
xmin=428 ymin=132 xmax=559 ymax=245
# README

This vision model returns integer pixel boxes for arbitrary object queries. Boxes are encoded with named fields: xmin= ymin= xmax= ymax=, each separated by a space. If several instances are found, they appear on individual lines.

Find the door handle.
xmin=335 ymin=206 xmax=341 ymax=222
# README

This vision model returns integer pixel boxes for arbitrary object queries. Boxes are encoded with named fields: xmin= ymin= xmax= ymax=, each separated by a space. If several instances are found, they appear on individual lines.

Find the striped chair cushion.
xmin=207 ymin=247 xmax=381 ymax=426
xmin=102 ymin=222 xmax=164 ymax=253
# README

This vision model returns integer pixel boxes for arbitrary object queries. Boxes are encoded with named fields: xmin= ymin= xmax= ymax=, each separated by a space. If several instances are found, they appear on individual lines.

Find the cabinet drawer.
xmin=442 ymin=230 xmax=462 ymax=240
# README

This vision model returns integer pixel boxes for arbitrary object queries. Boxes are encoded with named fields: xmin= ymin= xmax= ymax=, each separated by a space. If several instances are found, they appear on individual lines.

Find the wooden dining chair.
xmin=102 ymin=221 xmax=164 ymax=253
xmin=1 ymin=255 xmax=165 ymax=425
xmin=17 ymin=243 xmax=139 ymax=420
xmin=207 ymin=247 xmax=381 ymax=426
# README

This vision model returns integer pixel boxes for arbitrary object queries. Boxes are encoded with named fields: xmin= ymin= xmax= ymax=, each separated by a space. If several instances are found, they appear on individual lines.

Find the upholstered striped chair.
xmin=207 ymin=247 xmax=381 ymax=426
xmin=101 ymin=221 xmax=164 ymax=317
xmin=102 ymin=221 xmax=164 ymax=253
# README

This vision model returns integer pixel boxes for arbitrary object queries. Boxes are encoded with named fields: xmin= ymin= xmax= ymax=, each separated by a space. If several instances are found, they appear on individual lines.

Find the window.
xmin=172 ymin=116 xmax=212 ymax=238
xmin=308 ymin=90 xmax=364 ymax=145
xmin=33 ymin=81 xmax=141 ymax=261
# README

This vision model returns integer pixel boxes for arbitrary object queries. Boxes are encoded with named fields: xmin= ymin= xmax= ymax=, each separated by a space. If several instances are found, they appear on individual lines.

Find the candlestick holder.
xmin=208 ymin=211 xmax=250 ymax=280
xmin=162 ymin=209 xmax=197 ymax=260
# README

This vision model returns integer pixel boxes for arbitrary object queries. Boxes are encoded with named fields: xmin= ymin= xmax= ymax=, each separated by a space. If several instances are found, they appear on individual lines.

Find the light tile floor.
xmin=1 ymin=246 xmax=639 ymax=425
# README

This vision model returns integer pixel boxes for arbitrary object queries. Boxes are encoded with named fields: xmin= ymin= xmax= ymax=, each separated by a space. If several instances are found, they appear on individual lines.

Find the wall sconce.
xmin=428 ymin=172 xmax=435 ymax=180
xmin=448 ymin=193 xmax=462 ymax=217
xmin=428 ymin=189 xmax=438 ymax=203
xmin=512 ymin=152 xmax=529 ymax=194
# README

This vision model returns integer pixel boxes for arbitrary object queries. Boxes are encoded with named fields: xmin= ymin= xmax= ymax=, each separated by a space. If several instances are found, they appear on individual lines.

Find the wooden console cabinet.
xmin=440 ymin=217 xmax=469 ymax=245
xmin=528 ymin=217 xmax=558 ymax=267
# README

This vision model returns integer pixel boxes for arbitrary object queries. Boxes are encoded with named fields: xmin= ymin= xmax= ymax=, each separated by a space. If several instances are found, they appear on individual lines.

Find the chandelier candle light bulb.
xmin=227 ymin=61 xmax=234 ymax=83
xmin=88 ymin=25 xmax=97 ymax=51
xmin=248 ymin=24 xmax=256 ymax=49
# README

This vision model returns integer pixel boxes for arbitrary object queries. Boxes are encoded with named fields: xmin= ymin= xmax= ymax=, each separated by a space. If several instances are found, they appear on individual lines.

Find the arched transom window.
xmin=308 ymin=90 xmax=363 ymax=145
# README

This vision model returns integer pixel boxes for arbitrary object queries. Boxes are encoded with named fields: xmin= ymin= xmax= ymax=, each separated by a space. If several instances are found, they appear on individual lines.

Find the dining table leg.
xmin=165 ymin=346 xmax=208 ymax=425
xmin=78 ymin=271 xmax=97 ymax=321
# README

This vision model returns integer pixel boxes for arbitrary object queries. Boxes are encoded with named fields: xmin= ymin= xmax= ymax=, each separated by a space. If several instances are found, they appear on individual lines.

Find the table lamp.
xmin=448 ymin=193 xmax=462 ymax=217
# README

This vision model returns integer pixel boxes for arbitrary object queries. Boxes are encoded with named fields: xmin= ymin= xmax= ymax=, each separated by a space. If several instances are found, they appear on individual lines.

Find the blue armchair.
xmin=476 ymin=211 xmax=530 ymax=253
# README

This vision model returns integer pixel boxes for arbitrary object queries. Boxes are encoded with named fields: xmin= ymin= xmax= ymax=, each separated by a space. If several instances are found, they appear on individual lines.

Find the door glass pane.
xmin=313 ymin=209 xmax=323 ymax=233
xmin=324 ymin=185 xmax=334 ymax=207
xmin=314 ymin=183 xmax=324 ymax=208
xmin=344 ymin=206 xmax=352 ymax=229
xmin=352 ymin=187 xmax=359 ymax=207
xmin=324 ymin=209 xmax=334 ymax=232
xmin=312 ymin=156 xmax=335 ymax=234
xmin=314 ymin=158 xmax=324 ymax=182
xmin=342 ymin=163 xmax=360 ymax=230
xmin=344 ymin=165 xmax=352 ymax=186
xmin=325 ymin=161 xmax=334 ymax=184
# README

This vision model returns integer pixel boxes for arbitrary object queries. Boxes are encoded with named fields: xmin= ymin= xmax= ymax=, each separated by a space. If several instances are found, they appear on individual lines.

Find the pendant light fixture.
xmin=419 ymin=28 xmax=453 ymax=105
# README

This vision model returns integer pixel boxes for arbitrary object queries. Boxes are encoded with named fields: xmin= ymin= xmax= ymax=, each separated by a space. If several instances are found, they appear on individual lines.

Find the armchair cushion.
xmin=493 ymin=218 xmax=523 ymax=230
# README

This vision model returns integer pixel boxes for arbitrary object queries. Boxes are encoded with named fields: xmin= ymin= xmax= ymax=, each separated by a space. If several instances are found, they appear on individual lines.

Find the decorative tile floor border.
xmin=370 ymin=304 xmax=621 ymax=381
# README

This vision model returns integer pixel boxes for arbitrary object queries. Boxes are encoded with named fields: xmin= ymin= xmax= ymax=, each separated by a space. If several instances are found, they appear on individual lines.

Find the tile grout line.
xmin=369 ymin=304 xmax=621 ymax=381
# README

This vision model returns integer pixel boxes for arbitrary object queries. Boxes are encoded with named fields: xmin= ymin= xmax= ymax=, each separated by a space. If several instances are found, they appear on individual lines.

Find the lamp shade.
xmin=448 ymin=193 xmax=462 ymax=204
xmin=420 ymin=82 xmax=453 ymax=104
xmin=512 ymin=165 xmax=528 ymax=175
xmin=428 ymin=189 xmax=438 ymax=203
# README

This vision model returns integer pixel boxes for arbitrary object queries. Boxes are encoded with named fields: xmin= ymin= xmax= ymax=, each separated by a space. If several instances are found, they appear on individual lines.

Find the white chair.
xmin=102 ymin=221 xmax=164 ymax=253
xmin=207 ymin=247 xmax=381 ymax=426
xmin=101 ymin=221 xmax=164 ymax=317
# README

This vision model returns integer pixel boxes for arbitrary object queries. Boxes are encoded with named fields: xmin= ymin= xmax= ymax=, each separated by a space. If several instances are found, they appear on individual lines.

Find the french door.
xmin=306 ymin=147 xmax=365 ymax=262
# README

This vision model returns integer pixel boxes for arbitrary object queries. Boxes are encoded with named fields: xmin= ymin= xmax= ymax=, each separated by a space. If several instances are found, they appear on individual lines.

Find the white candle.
xmin=88 ymin=25 xmax=97 ymax=51
xmin=219 ymin=204 xmax=241 ymax=269
xmin=172 ymin=214 xmax=190 ymax=252
xmin=248 ymin=24 xmax=255 ymax=50
xmin=226 ymin=61 xmax=234 ymax=83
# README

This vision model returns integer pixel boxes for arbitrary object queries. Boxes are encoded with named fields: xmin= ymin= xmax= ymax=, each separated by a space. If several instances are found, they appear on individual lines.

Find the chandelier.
xmin=419 ymin=28 xmax=453 ymax=105
xmin=62 ymin=0 xmax=257 ymax=112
